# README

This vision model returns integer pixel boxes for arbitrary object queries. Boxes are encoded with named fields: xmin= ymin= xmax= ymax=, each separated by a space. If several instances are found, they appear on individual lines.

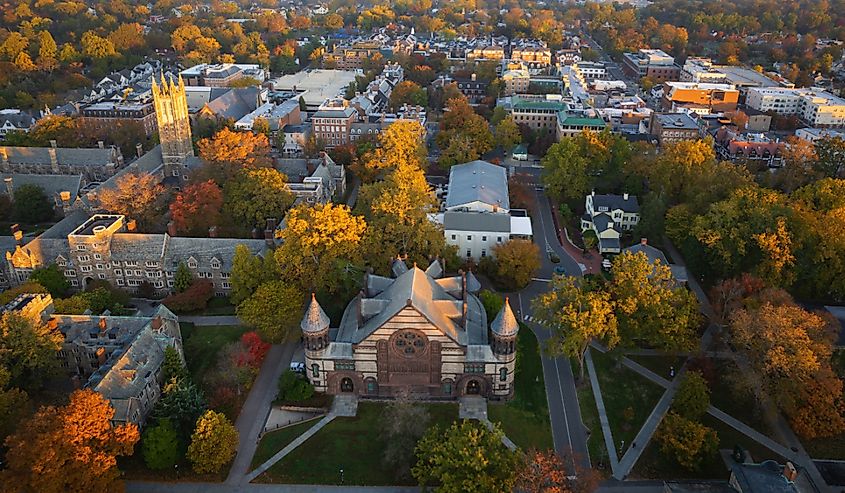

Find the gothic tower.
xmin=152 ymin=74 xmax=193 ymax=178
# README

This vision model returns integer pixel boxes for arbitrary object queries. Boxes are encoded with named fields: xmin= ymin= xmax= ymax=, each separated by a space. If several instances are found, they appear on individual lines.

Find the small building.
xmin=180 ymin=63 xmax=266 ymax=87
xmin=301 ymin=258 xmax=518 ymax=400
xmin=661 ymin=82 xmax=740 ymax=115
xmin=622 ymin=49 xmax=681 ymax=83
xmin=511 ymin=144 xmax=528 ymax=161
xmin=729 ymin=460 xmax=820 ymax=493
xmin=0 ymin=109 xmax=37 ymax=139
xmin=580 ymin=192 xmax=640 ymax=254
xmin=649 ymin=113 xmax=703 ymax=146
xmin=311 ymin=98 xmax=358 ymax=149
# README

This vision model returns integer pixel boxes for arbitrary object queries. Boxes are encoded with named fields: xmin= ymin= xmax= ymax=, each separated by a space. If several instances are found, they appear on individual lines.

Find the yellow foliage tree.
xmin=187 ymin=410 xmax=239 ymax=474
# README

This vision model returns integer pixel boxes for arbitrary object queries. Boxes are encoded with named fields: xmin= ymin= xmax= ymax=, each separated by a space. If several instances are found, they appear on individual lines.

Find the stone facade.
xmin=301 ymin=258 xmax=518 ymax=401
xmin=152 ymin=75 xmax=194 ymax=180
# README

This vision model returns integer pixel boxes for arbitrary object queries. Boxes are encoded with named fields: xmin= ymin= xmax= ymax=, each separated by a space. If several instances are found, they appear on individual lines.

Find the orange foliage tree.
xmin=169 ymin=180 xmax=224 ymax=237
xmin=96 ymin=172 xmax=168 ymax=230
xmin=197 ymin=127 xmax=272 ymax=183
xmin=515 ymin=449 xmax=600 ymax=493
xmin=1 ymin=389 xmax=139 ymax=493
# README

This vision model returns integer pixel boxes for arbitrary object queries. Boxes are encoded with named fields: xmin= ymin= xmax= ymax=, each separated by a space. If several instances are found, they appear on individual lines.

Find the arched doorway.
xmin=83 ymin=277 xmax=95 ymax=290
xmin=340 ymin=377 xmax=354 ymax=393
xmin=466 ymin=379 xmax=481 ymax=395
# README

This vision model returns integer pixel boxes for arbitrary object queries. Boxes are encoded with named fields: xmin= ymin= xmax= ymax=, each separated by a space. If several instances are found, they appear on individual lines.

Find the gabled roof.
xmin=445 ymin=160 xmax=509 ymax=210
xmin=591 ymin=193 xmax=640 ymax=213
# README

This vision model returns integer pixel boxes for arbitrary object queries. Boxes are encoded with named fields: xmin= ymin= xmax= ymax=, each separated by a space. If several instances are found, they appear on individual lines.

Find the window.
xmin=442 ymin=381 xmax=452 ymax=395
xmin=116 ymin=279 xmax=125 ymax=286
xmin=465 ymin=364 xmax=485 ymax=374
xmin=481 ymin=250 xmax=487 ymax=257
xmin=80 ymin=265 xmax=92 ymax=273
xmin=94 ymin=254 xmax=102 ymax=260
xmin=451 ymin=234 xmax=456 ymax=240
xmin=311 ymin=363 xmax=320 ymax=378
xmin=466 ymin=249 xmax=471 ymax=257
xmin=187 ymin=260 xmax=197 ymax=269
xmin=114 ymin=269 xmax=122 ymax=276
xmin=336 ymin=361 xmax=355 ymax=371
xmin=482 ymin=236 xmax=487 ymax=242
xmin=96 ymin=264 xmax=104 ymax=270
xmin=499 ymin=367 xmax=508 ymax=381
xmin=70 ymin=279 xmax=79 ymax=287
xmin=211 ymin=259 xmax=220 ymax=269
xmin=497 ymin=236 xmax=503 ymax=243
xmin=98 ymin=274 xmax=106 ymax=279
xmin=76 ymin=245 xmax=86 ymax=251
xmin=145 ymin=261 xmax=157 ymax=268
xmin=127 ymin=279 xmax=140 ymax=286
xmin=125 ymin=261 xmax=138 ymax=267
xmin=222 ymin=282 xmax=231 ymax=289
xmin=78 ymin=255 xmax=90 ymax=262
xmin=466 ymin=235 xmax=472 ymax=241
xmin=154 ymin=280 xmax=164 ymax=288
xmin=64 ymin=269 xmax=76 ymax=277
xmin=167 ymin=280 xmax=174 ymax=287
xmin=146 ymin=271 xmax=155 ymax=278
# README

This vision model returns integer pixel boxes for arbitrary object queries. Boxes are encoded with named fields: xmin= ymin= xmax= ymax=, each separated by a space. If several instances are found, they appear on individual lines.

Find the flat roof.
xmin=718 ymin=66 xmax=786 ymax=88
xmin=271 ymin=70 xmax=357 ymax=107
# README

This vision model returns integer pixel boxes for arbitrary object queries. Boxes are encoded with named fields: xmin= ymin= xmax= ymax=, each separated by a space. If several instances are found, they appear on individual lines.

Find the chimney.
xmin=783 ymin=462 xmax=798 ymax=482
xmin=98 ymin=317 xmax=108 ymax=332
xmin=591 ymin=190 xmax=595 ymax=197
xmin=48 ymin=147 xmax=59 ymax=172
xmin=357 ymin=290 xmax=365 ymax=325
xmin=126 ymin=219 xmax=137 ymax=232
xmin=167 ymin=221 xmax=177 ymax=237
xmin=151 ymin=316 xmax=163 ymax=331
xmin=11 ymin=224 xmax=23 ymax=246
xmin=60 ymin=191 xmax=71 ymax=209
xmin=251 ymin=227 xmax=261 ymax=239
xmin=136 ymin=143 xmax=143 ymax=158
xmin=49 ymin=139 xmax=57 ymax=148
xmin=462 ymin=299 xmax=468 ymax=327
xmin=623 ymin=192 xmax=629 ymax=200
xmin=0 ymin=147 xmax=7 ymax=165
xmin=471 ymin=73 xmax=477 ymax=81
xmin=640 ymin=238 xmax=648 ymax=246
xmin=3 ymin=176 xmax=12 ymax=197
xmin=208 ymin=226 xmax=218 ymax=238
xmin=461 ymin=270 xmax=467 ymax=301
xmin=97 ymin=141 xmax=104 ymax=149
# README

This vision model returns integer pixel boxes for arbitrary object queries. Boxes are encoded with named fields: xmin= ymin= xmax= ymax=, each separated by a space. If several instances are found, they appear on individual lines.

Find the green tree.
xmin=153 ymin=378 xmax=207 ymax=435
xmin=495 ymin=116 xmax=522 ymax=152
xmin=0 ymin=367 xmax=28 ymax=442
xmin=13 ymin=184 xmax=54 ymax=223
xmin=657 ymin=412 xmax=718 ymax=470
xmin=541 ymin=139 xmax=590 ymax=204
xmin=230 ymin=245 xmax=279 ymax=305
xmin=412 ymin=420 xmax=519 ymax=492
xmin=0 ymin=312 xmax=62 ymax=390
xmin=237 ymin=281 xmax=304 ymax=343
xmin=277 ymin=370 xmax=314 ymax=402
xmin=389 ymin=81 xmax=427 ymax=110
xmin=814 ymin=136 xmax=845 ymax=178
xmin=174 ymin=262 xmax=193 ymax=293
xmin=223 ymin=168 xmax=294 ymax=230
xmin=142 ymin=418 xmax=182 ymax=470
xmin=187 ymin=410 xmax=239 ymax=474
xmin=28 ymin=264 xmax=69 ymax=298
xmin=436 ymin=98 xmax=494 ymax=168
xmin=672 ymin=371 xmax=711 ymax=420
xmin=161 ymin=346 xmax=187 ymax=383
xmin=532 ymin=276 xmax=619 ymax=380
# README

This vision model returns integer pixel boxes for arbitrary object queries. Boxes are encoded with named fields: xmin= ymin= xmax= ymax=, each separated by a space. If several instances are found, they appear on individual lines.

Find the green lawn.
xmin=180 ymin=323 xmax=249 ymax=384
xmin=488 ymin=326 xmax=553 ymax=451
xmin=574 ymin=363 xmax=611 ymax=473
xmin=258 ymin=402 xmax=459 ymax=485
xmin=590 ymin=349 xmax=665 ymax=457
xmin=251 ymin=418 xmax=322 ymax=469
xmin=631 ymin=413 xmax=785 ymax=480
xmin=201 ymin=296 xmax=237 ymax=315
xmin=626 ymin=354 xmax=687 ymax=380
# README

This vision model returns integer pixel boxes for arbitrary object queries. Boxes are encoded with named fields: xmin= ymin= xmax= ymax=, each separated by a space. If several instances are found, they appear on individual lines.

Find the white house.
xmin=580 ymin=192 xmax=640 ymax=254
xmin=433 ymin=160 xmax=532 ymax=260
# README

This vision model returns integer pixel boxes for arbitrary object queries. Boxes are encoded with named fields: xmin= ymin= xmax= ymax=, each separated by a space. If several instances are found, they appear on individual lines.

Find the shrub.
xmin=163 ymin=281 xmax=214 ymax=314
xmin=277 ymin=370 xmax=314 ymax=402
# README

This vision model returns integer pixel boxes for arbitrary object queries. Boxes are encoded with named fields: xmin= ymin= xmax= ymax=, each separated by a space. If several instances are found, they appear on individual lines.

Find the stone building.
xmin=152 ymin=75 xmax=195 ymax=180
xmin=301 ymin=258 xmax=518 ymax=400
xmin=0 ymin=142 xmax=124 ymax=184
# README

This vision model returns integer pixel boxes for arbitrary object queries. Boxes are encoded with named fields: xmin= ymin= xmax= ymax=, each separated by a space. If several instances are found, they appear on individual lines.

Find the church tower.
xmin=152 ymin=74 xmax=193 ymax=178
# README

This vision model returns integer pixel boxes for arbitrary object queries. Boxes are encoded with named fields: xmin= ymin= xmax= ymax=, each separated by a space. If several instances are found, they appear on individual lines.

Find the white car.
xmin=290 ymin=362 xmax=306 ymax=373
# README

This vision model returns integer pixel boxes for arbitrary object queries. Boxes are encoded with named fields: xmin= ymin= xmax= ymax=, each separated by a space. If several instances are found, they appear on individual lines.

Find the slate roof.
xmin=445 ymin=160 xmax=509 ymax=210
xmin=0 ymin=111 xmax=36 ymax=129
xmin=336 ymin=266 xmax=487 ymax=346
xmin=0 ymin=146 xmax=117 ymax=167
xmin=302 ymin=293 xmax=330 ymax=333
xmin=204 ymin=87 xmax=261 ymax=120
xmin=592 ymin=193 xmax=640 ymax=213
xmin=1 ymin=173 xmax=82 ymax=200
xmin=592 ymin=212 xmax=614 ymax=232
xmin=598 ymin=237 xmax=620 ymax=251
xmin=622 ymin=242 xmax=669 ymax=266
xmin=442 ymin=211 xmax=511 ymax=232
xmin=491 ymin=297 xmax=519 ymax=337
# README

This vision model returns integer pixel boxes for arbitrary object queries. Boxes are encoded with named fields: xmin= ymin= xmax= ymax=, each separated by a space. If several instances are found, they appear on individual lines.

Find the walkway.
xmin=459 ymin=396 xmax=518 ymax=451
xmin=226 ymin=343 xmax=297 ymax=485
xmin=584 ymin=348 xmax=618 ymax=470
xmin=180 ymin=315 xmax=242 ymax=325
xmin=127 ymin=483 xmax=420 ymax=493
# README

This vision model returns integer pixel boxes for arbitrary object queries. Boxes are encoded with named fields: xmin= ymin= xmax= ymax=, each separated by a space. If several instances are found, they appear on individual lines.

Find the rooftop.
xmin=446 ymin=160 xmax=510 ymax=211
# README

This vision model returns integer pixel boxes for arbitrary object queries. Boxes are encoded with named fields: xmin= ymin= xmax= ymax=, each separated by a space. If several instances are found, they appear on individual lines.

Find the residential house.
xmin=580 ymin=192 xmax=640 ymax=254
xmin=0 ymin=110 xmax=37 ymax=139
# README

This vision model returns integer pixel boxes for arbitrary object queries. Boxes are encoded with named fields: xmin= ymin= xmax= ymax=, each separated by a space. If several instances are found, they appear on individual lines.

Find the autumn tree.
xmin=436 ymin=97 xmax=494 ymax=168
xmin=486 ymin=239 xmax=541 ymax=290
xmin=0 ymin=367 xmax=28 ymax=442
xmin=532 ymin=276 xmax=619 ymax=381
xmin=224 ymin=167 xmax=294 ymax=229
xmin=814 ymin=135 xmax=845 ymax=178
xmin=142 ymin=418 xmax=181 ymax=470
xmin=36 ymin=30 xmax=57 ymax=71
xmin=187 ymin=410 xmax=239 ymax=474
xmin=389 ymin=81 xmax=427 ymax=110
xmin=357 ymin=120 xmax=428 ymax=182
xmin=274 ymin=203 xmax=367 ymax=293
xmin=656 ymin=412 xmax=718 ymax=471
xmin=197 ymin=128 xmax=273 ymax=183
xmin=495 ymin=116 xmax=522 ymax=152
xmin=672 ymin=371 xmax=711 ymax=420
xmin=169 ymin=180 xmax=224 ymax=237
xmin=80 ymin=31 xmax=116 ymax=59
xmin=230 ymin=245 xmax=279 ymax=305
xmin=412 ymin=420 xmax=519 ymax=493
xmin=96 ymin=172 xmax=168 ymax=230
xmin=541 ymin=130 xmax=629 ymax=204
xmin=0 ymin=312 xmax=62 ymax=390
xmin=516 ymin=449 xmax=601 ymax=493
xmin=773 ymin=136 xmax=819 ymax=192
xmin=237 ymin=281 xmax=304 ymax=343
xmin=1 ymin=389 xmax=139 ymax=493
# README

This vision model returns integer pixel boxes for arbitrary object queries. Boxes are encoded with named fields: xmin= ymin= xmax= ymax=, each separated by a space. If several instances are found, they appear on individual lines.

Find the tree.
xmin=0 ymin=312 xmax=62 ymax=390
xmin=582 ymin=230 xmax=598 ymax=252
xmin=775 ymin=136 xmax=819 ymax=193
xmin=357 ymin=120 xmax=428 ymax=181
xmin=142 ymin=418 xmax=181 ymax=470
xmin=656 ymin=412 xmax=718 ymax=470
xmin=277 ymin=370 xmax=314 ymax=402
xmin=80 ymin=31 xmax=116 ymax=58
xmin=223 ymin=168 xmax=294 ymax=230
xmin=108 ymin=23 xmax=145 ymax=52
xmin=14 ymin=52 xmax=36 ymax=72
xmin=672 ymin=371 xmax=710 ymax=420
xmin=814 ymin=136 xmax=845 ymax=178
xmin=251 ymin=117 xmax=270 ymax=136
xmin=36 ymin=30 xmax=57 ymax=71
xmin=13 ymin=184 xmax=53 ymax=223
xmin=163 ymin=280 xmax=214 ymax=314
xmin=389 ymin=81 xmax=427 ymax=110
xmin=381 ymin=395 xmax=431 ymax=480
xmin=174 ymin=262 xmax=194 ymax=293
xmin=187 ymin=410 xmax=239 ymax=474
xmin=28 ymin=264 xmax=69 ymax=297
xmin=96 ymin=172 xmax=167 ymax=230
xmin=412 ymin=420 xmax=519 ymax=493
xmin=153 ymin=378 xmax=207 ymax=435
xmin=516 ymin=449 xmax=601 ymax=493
xmin=169 ymin=180 xmax=224 ymax=237
xmin=274 ymin=203 xmax=367 ymax=293
xmin=237 ymin=281 xmax=304 ymax=343
xmin=197 ymin=128 xmax=273 ymax=182
xmin=161 ymin=346 xmax=188 ymax=383
xmin=495 ymin=116 xmax=522 ymax=152
xmin=532 ymin=276 xmax=618 ymax=381
xmin=325 ymin=13 xmax=344 ymax=29
xmin=436 ymin=98 xmax=494 ymax=168
xmin=0 ymin=367 xmax=28 ymax=442
xmin=541 ymin=139 xmax=591 ymax=204
xmin=489 ymin=240 xmax=541 ymax=290
xmin=0 ymin=389 xmax=139 ymax=493
xmin=230 ymin=245 xmax=279 ymax=305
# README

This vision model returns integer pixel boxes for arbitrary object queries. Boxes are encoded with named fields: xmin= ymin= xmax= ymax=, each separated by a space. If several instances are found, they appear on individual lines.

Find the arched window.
xmin=499 ymin=367 xmax=508 ymax=381
xmin=311 ymin=363 xmax=320 ymax=378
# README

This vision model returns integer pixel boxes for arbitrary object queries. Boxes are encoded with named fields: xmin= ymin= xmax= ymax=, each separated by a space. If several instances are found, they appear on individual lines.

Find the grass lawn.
xmin=119 ymin=445 xmax=226 ymax=483
xmin=631 ymin=413 xmax=785 ymax=480
xmin=257 ymin=402 xmax=459 ymax=485
xmin=706 ymin=359 xmax=776 ymax=443
xmin=201 ymin=296 xmax=237 ymax=315
xmin=591 ymin=349 xmax=665 ymax=457
xmin=488 ymin=325 xmax=553 ymax=451
xmin=574 ymin=360 xmax=611 ymax=473
xmin=180 ymin=323 xmax=249 ymax=384
xmin=626 ymin=354 xmax=687 ymax=380
xmin=251 ymin=418 xmax=323 ymax=469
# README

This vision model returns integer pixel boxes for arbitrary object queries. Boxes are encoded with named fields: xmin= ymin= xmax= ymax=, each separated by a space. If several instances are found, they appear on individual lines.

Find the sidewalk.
xmin=181 ymin=315 xmax=242 ymax=325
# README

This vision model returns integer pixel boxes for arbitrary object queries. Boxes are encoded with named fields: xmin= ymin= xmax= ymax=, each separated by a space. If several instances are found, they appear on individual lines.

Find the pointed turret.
xmin=491 ymin=297 xmax=519 ymax=338
xmin=391 ymin=255 xmax=408 ymax=277
xmin=301 ymin=293 xmax=330 ymax=333
xmin=465 ymin=270 xmax=481 ymax=293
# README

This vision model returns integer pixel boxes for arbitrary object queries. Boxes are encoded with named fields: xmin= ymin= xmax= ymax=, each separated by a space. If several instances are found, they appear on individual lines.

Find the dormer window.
xmin=211 ymin=258 xmax=221 ymax=269
xmin=187 ymin=258 xmax=198 ymax=269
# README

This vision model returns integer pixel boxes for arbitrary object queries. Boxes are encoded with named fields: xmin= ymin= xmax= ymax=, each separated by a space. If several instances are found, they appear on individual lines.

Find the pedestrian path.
xmin=180 ymin=315 xmax=242 ymax=325
xmin=584 ymin=348 xmax=619 ymax=471
xmin=245 ymin=414 xmax=336 ymax=483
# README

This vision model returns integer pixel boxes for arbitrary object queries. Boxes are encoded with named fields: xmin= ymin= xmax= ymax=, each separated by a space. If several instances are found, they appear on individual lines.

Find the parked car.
xmin=290 ymin=362 xmax=306 ymax=374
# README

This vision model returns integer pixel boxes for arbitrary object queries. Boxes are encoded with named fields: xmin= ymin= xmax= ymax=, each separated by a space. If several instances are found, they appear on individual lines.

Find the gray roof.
xmin=166 ymin=237 xmax=268 ymax=271
xmin=592 ymin=213 xmax=614 ymax=232
xmin=655 ymin=112 xmax=699 ymax=130
xmin=598 ymin=236 xmax=620 ymax=251
xmin=592 ymin=193 xmax=640 ymax=213
xmin=442 ymin=211 xmax=511 ymax=233
xmin=301 ymin=293 xmax=330 ymax=333
xmin=622 ymin=242 xmax=668 ymax=266
xmin=312 ymin=106 xmax=356 ymax=119
xmin=730 ymin=461 xmax=817 ymax=493
xmin=0 ymin=146 xmax=117 ymax=167
xmin=0 ymin=111 xmax=36 ymax=129
xmin=491 ymin=297 xmax=519 ymax=337
xmin=446 ymin=160 xmax=509 ymax=210
xmin=1 ymin=173 xmax=82 ymax=200
xmin=336 ymin=266 xmax=487 ymax=346
xmin=205 ymin=87 xmax=261 ymax=120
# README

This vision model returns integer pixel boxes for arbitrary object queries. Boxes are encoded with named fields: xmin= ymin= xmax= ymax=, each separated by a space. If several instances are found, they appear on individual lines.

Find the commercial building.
xmin=301 ymin=258 xmax=519 ymax=400
xmin=649 ymin=113 xmax=703 ymax=146
xmin=498 ymin=95 xmax=568 ymax=131
xmin=180 ymin=63 xmax=266 ymax=87
xmin=574 ymin=61 xmax=608 ymax=81
xmin=680 ymin=58 xmax=728 ymax=84
xmin=746 ymin=87 xmax=845 ymax=128
xmin=271 ymin=70 xmax=358 ymax=112
xmin=622 ymin=49 xmax=680 ymax=82
xmin=661 ymin=82 xmax=740 ymax=115
xmin=79 ymin=98 xmax=158 ymax=137
xmin=556 ymin=112 xmax=609 ymax=139
xmin=311 ymin=98 xmax=358 ymax=149
xmin=714 ymin=127 xmax=784 ymax=168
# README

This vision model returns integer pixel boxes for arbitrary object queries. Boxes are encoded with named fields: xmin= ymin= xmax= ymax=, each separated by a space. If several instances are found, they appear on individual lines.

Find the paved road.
xmin=226 ymin=342 xmax=297 ymax=485
xmin=514 ymin=187 xmax=592 ymax=474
